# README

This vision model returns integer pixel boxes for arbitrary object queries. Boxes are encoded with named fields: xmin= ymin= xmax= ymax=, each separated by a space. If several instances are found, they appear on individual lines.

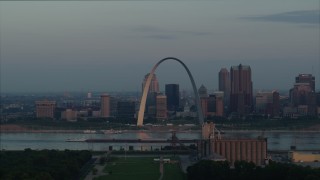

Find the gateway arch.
xmin=137 ymin=57 xmax=204 ymax=126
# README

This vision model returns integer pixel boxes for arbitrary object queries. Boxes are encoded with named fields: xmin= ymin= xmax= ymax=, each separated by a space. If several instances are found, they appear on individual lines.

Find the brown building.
xmin=200 ymin=97 xmax=208 ymax=118
xmin=255 ymin=91 xmax=280 ymax=117
xmin=290 ymin=83 xmax=316 ymax=116
xmin=61 ymin=109 xmax=77 ymax=121
xmin=156 ymin=94 xmax=167 ymax=120
xmin=100 ymin=94 xmax=110 ymax=117
xmin=219 ymin=68 xmax=230 ymax=107
xmin=200 ymin=94 xmax=224 ymax=118
xmin=295 ymin=74 xmax=315 ymax=91
xmin=230 ymin=64 xmax=253 ymax=115
xmin=35 ymin=100 xmax=56 ymax=119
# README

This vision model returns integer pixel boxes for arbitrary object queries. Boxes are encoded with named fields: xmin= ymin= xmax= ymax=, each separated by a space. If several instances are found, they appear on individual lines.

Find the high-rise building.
xmin=198 ymin=85 xmax=208 ymax=98
xmin=142 ymin=73 xmax=159 ymax=93
xmin=117 ymin=101 xmax=136 ymax=119
xmin=156 ymin=94 xmax=167 ymax=120
xmin=200 ymin=94 xmax=224 ymax=118
xmin=290 ymin=83 xmax=316 ymax=116
xmin=165 ymin=84 xmax=180 ymax=111
xmin=35 ymin=100 xmax=56 ymax=119
xmin=219 ymin=68 xmax=230 ymax=107
xmin=200 ymin=97 xmax=208 ymax=118
xmin=295 ymin=74 xmax=315 ymax=91
xmin=100 ymin=94 xmax=110 ymax=117
xmin=255 ymin=91 xmax=280 ymax=117
xmin=230 ymin=64 xmax=253 ymax=115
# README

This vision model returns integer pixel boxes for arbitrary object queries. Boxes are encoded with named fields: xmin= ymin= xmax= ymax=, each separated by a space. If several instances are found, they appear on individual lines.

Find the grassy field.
xmin=163 ymin=164 xmax=186 ymax=180
xmin=94 ymin=157 xmax=186 ymax=180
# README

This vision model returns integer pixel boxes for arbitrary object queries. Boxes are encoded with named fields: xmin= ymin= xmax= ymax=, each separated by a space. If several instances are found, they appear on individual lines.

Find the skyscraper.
xmin=117 ymin=101 xmax=136 ymax=119
xmin=219 ymin=68 xmax=230 ymax=107
xmin=156 ymin=94 xmax=167 ymax=120
xmin=230 ymin=64 xmax=253 ymax=115
xmin=165 ymin=84 xmax=180 ymax=111
xmin=290 ymin=83 xmax=316 ymax=115
xmin=295 ymin=74 xmax=315 ymax=91
xmin=142 ymin=73 xmax=159 ymax=93
xmin=255 ymin=91 xmax=280 ymax=117
xmin=100 ymin=94 xmax=110 ymax=117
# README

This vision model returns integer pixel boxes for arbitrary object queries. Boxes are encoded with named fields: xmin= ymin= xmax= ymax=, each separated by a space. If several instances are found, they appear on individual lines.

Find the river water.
xmin=0 ymin=131 xmax=319 ymax=151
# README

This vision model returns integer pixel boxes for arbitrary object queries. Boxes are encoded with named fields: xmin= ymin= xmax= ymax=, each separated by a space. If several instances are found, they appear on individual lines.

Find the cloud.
xmin=131 ymin=25 xmax=213 ymax=40
xmin=243 ymin=10 xmax=320 ymax=24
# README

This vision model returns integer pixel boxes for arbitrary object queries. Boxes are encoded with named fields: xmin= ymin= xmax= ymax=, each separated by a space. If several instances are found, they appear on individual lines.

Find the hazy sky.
xmin=1 ymin=0 xmax=319 ymax=93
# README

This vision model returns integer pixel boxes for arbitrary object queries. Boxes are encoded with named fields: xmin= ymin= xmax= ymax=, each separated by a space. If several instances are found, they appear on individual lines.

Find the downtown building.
xmin=35 ymin=100 xmax=56 ymax=119
xmin=165 ymin=84 xmax=180 ymax=112
xmin=117 ymin=101 xmax=136 ymax=120
xmin=286 ymin=74 xmax=317 ymax=117
xmin=219 ymin=68 xmax=230 ymax=109
xmin=230 ymin=64 xmax=253 ymax=116
xmin=199 ymin=85 xmax=224 ymax=118
xmin=100 ymin=94 xmax=110 ymax=118
xmin=156 ymin=94 xmax=167 ymax=120
xmin=255 ymin=91 xmax=280 ymax=117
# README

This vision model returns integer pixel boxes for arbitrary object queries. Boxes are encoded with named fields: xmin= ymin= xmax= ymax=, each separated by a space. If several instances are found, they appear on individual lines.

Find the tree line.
xmin=0 ymin=149 xmax=92 ymax=180
xmin=187 ymin=160 xmax=320 ymax=180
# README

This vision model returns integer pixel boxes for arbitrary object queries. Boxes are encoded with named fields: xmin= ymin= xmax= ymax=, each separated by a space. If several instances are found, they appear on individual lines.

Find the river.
xmin=0 ymin=131 xmax=319 ymax=151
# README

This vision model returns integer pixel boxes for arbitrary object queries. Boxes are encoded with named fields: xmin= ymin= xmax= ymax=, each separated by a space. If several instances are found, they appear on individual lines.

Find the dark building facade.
xmin=230 ymin=64 xmax=253 ymax=115
xmin=116 ymin=101 xmax=136 ymax=119
xmin=165 ymin=84 xmax=180 ymax=111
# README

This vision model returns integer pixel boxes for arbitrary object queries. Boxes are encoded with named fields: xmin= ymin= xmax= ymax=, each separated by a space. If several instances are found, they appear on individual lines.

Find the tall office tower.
xmin=100 ymin=94 xmax=110 ymax=117
xmin=156 ymin=94 xmax=167 ymax=120
xmin=230 ymin=64 xmax=253 ymax=115
xmin=35 ymin=100 xmax=56 ymax=119
xmin=295 ymin=74 xmax=315 ymax=91
xmin=290 ymin=83 xmax=316 ymax=115
xmin=198 ymin=85 xmax=208 ymax=98
xmin=219 ymin=68 xmax=230 ymax=107
xmin=165 ymin=84 xmax=180 ymax=111
xmin=117 ymin=101 xmax=136 ymax=119
xmin=255 ymin=91 xmax=280 ymax=117
xmin=142 ymin=73 xmax=160 ymax=93
xmin=200 ymin=97 xmax=208 ymax=118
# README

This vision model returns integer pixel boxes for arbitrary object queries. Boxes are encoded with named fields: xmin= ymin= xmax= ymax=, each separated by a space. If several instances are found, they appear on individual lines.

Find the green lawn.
xmin=94 ymin=157 xmax=186 ymax=180
xmin=163 ymin=164 xmax=186 ymax=180
xmin=94 ymin=157 xmax=160 ymax=180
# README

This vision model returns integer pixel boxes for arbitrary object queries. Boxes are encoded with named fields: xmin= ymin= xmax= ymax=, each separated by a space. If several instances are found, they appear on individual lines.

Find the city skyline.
xmin=0 ymin=1 xmax=319 ymax=93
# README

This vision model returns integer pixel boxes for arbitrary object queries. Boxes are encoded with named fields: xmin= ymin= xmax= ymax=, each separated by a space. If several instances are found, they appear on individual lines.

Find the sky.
xmin=0 ymin=0 xmax=319 ymax=93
